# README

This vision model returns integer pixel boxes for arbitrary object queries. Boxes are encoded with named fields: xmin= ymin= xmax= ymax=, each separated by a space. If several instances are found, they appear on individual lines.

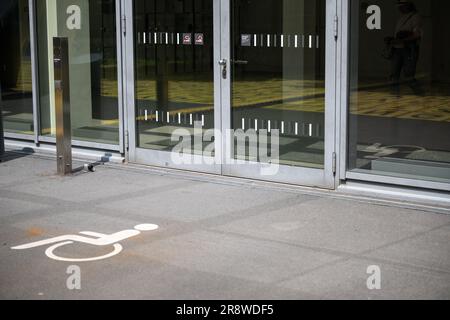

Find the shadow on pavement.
xmin=0 ymin=148 xmax=35 ymax=164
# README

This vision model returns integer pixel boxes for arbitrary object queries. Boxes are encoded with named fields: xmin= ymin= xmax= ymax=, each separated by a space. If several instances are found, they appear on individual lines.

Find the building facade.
xmin=1 ymin=0 xmax=449 ymax=201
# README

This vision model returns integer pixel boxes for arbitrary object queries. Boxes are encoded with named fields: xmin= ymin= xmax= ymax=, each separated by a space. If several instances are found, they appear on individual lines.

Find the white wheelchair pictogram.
xmin=11 ymin=224 xmax=159 ymax=262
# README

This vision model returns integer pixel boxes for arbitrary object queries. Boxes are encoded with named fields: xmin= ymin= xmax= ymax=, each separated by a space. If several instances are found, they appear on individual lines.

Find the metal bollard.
xmin=0 ymin=83 xmax=4 ymax=158
xmin=54 ymin=37 xmax=72 ymax=175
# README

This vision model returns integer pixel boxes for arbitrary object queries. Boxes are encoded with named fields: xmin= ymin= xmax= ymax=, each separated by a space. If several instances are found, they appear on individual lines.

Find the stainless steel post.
xmin=0 ymin=83 xmax=4 ymax=158
xmin=54 ymin=37 xmax=72 ymax=175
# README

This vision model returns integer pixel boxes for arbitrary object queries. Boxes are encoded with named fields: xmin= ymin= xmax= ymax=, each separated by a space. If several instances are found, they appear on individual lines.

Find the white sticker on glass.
xmin=66 ymin=5 xmax=81 ymax=30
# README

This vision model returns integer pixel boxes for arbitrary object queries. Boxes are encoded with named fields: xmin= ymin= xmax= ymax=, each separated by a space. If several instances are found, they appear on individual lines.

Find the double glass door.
xmin=125 ymin=0 xmax=336 ymax=188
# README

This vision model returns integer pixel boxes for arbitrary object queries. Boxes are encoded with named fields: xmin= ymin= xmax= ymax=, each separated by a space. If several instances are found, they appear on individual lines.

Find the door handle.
xmin=232 ymin=60 xmax=248 ymax=65
xmin=218 ymin=59 xmax=227 ymax=79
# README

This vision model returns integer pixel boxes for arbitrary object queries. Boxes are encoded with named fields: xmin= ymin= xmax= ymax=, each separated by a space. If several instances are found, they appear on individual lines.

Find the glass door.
xmin=125 ymin=0 xmax=222 ymax=174
xmin=125 ymin=0 xmax=336 ymax=188
xmin=221 ymin=0 xmax=337 ymax=188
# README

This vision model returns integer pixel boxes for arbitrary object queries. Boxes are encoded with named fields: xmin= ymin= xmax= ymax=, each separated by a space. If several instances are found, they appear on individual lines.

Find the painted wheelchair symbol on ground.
xmin=11 ymin=224 xmax=159 ymax=262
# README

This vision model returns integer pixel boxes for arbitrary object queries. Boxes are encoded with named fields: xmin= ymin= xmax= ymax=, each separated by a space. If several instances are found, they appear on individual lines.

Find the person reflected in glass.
xmin=384 ymin=0 xmax=423 ymax=94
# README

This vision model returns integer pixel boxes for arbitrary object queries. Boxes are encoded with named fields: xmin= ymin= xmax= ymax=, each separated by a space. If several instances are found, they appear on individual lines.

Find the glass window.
xmin=0 ymin=0 xmax=34 ymax=135
xmin=36 ymin=0 xmax=119 ymax=145
xmin=349 ymin=0 xmax=450 ymax=184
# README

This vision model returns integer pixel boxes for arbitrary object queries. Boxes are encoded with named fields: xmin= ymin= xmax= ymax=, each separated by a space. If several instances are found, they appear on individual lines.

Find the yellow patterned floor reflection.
xmin=350 ymin=88 xmax=450 ymax=122
xmin=128 ymin=78 xmax=450 ymax=122
xmin=21 ymin=74 xmax=445 ymax=123
xmin=9 ymin=61 xmax=450 ymax=123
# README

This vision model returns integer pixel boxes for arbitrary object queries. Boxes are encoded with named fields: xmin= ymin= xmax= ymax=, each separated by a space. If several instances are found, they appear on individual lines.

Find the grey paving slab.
xmin=0 ymin=156 xmax=57 ymax=188
xmin=131 ymin=230 xmax=340 ymax=285
xmin=212 ymin=197 xmax=450 ymax=256
xmin=97 ymin=181 xmax=304 ymax=223
xmin=8 ymin=210 xmax=152 ymax=237
xmin=278 ymin=257 xmax=450 ymax=300
xmin=365 ymin=224 xmax=450 ymax=272
xmin=0 ymin=197 xmax=50 ymax=218
xmin=0 ymin=154 xmax=449 ymax=300
xmin=81 ymin=255 xmax=316 ymax=300
xmin=2 ymin=159 xmax=180 ymax=204
xmin=0 ymin=250 xmax=317 ymax=300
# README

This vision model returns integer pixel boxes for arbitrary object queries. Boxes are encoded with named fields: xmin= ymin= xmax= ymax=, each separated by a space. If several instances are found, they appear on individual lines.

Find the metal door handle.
xmin=232 ymin=60 xmax=248 ymax=65
xmin=218 ymin=59 xmax=227 ymax=79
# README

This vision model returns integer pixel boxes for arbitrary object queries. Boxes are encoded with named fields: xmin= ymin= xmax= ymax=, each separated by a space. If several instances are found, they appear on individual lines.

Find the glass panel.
xmin=36 ymin=0 xmax=119 ymax=145
xmin=349 ymin=0 xmax=450 ymax=184
xmin=134 ymin=0 xmax=214 ymax=154
xmin=231 ymin=0 xmax=326 ymax=168
xmin=0 ymin=0 xmax=34 ymax=135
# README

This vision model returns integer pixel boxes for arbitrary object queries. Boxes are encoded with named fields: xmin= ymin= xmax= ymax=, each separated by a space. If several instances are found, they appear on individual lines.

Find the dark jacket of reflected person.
xmin=385 ymin=0 xmax=423 ymax=86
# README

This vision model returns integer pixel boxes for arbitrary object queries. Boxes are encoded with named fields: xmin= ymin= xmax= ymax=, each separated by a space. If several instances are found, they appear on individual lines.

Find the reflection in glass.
xmin=349 ymin=0 xmax=450 ymax=184
xmin=36 ymin=0 xmax=119 ymax=145
xmin=231 ymin=0 xmax=326 ymax=168
xmin=134 ymin=0 xmax=214 ymax=154
xmin=0 ymin=0 xmax=34 ymax=135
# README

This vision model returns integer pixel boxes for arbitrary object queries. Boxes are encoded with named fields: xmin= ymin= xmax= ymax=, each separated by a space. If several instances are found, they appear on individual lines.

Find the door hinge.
xmin=333 ymin=15 xmax=339 ymax=40
xmin=122 ymin=15 xmax=127 ymax=36
xmin=332 ymin=152 xmax=337 ymax=175
xmin=125 ymin=130 xmax=130 ymax=151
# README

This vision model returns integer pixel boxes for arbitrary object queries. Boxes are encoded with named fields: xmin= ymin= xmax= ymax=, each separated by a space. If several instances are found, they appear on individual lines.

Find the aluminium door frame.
xmin=123 ymin=0 xmax=223 ymax=174
xmin=220 ymin=0 xmax=338 ymax=189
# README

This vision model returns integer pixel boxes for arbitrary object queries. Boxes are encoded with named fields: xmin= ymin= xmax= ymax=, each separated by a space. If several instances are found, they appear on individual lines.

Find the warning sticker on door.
xmin=195 ymin=33 xmax=204 ymax=46
xmin=241 ymin=34 xmax=252 ymax=47
xmin=183 ymin=33 xmax=192 ymax=45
